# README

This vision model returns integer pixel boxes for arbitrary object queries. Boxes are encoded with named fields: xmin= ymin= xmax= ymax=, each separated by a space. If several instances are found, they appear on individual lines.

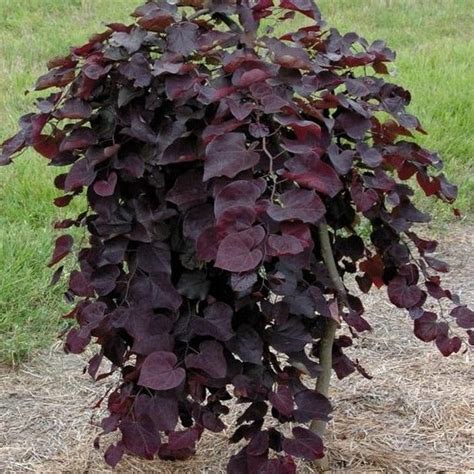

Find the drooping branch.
xmin=213 ymin=12 xmax=243 ymax=34
xmin=187 ymin=8 xmax=209 ymax=21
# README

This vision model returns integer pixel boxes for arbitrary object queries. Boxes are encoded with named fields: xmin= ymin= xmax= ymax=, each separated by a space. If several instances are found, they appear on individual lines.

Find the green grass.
xmin=0 ymin=0 xmax=472 ymax=364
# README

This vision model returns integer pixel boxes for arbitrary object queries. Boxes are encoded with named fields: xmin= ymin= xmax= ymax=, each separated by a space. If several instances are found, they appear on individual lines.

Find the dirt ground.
xmin=1 ymin=225 xmax=473 ymax=473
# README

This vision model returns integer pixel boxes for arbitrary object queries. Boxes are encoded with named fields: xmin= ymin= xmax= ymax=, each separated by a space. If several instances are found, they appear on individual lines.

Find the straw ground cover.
xmin=1 ymin=0 xmax=473 ymax=365
xmin=1 ymin=224 xmax=472 ymax=472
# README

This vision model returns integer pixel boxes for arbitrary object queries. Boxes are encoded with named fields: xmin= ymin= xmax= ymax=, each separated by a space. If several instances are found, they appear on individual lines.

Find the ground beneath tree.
xmin=1 ymin=224 xmax=473 ymax=473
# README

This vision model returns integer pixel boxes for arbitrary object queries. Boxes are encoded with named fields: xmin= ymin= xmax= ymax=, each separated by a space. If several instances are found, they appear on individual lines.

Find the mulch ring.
xmin=1 ymin=224 xmax=473 ymax=472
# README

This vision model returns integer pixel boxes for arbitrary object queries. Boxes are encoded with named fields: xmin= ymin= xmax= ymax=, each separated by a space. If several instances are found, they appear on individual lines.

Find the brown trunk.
xmin=310 ymin=224 xmax=347 ymax=471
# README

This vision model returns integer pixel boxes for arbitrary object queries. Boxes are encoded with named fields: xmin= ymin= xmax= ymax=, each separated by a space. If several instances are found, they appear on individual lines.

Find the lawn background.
xmin=0 ymin=0 xmax=472 ymax=364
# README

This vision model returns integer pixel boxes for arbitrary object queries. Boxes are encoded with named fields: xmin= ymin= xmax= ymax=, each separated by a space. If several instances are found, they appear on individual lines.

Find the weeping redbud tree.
xmin=1 ymin=0 xmax=473 ymax=471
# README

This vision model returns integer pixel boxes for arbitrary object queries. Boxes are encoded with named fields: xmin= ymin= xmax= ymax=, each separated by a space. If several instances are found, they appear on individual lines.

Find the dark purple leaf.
xmin=192 ymin=302 xmax=234 ymax=341
xmin=215 ymin=227 xmax=264 ymax=273
xmin=177 ymin=272 xmax=210 ymax=300
xmin=226 ymin=325 xmax=263 ymax=364
xmin=450 ymin=306 xmax=474 ymax=329
xmin=231 ymin=272 xmax=258 ymax=292
xmin=93 ymin=171 xmax=117 ymax=197
xmin=269 ymin=385 xmax=294 ymax=416
xmin=64 ymin=158 xmax=97 ymax=191
xmin=104 ymin=443 xmax=125 ymax=467
xmin=185 ymin=340 xmax=227 ymax=378
xmin=413 ymin=311 xmax=438 ymax=342
xmin=137 ymin=393 xmax=179 ymax=432
xmin=56 ymin=98 xmax=92 ymax=119
xmin=120 ymin=415 xmax=160 ymax=459
xmin=327 ymin=144 xmax=354 ymax=175
xmin=48 ymin=234 xmax=73 ymax=267
xmin=119 ymin=53 xmax=152 ymax=87
xmin=388 ymin=276 xmax=424 ymax=308
xmin=268 ymin=317 xmax=312 ymax=353
xmin=138 ymin=351 xmax=185 ymax=391
xmin=247 ymin=431 xmax=269 ymax=456
xmin=111 ymin=28 xmax=147 ymax=53
xmin=424 ymin=256 xmax=450 ymax=273
xmin=69 ymin=270 xmax=94 ymax=297
xmin=166 ymin=22 xmax=199 ymax=56
xmin=204 ymin=133 xmax=260 ymax=181
xmin=436 ymin=328 xmax=462 ymax=356
xmin=166 ymin=170 xmax=207 ymax=210
xmin=267 ymin=188 xmax=325 ymax=224
xmin=338 ymin=111 xmax=371 ymax=140
xmin=266 ymin=234 xmax=304 ymax=257
xmin=294 ymin=390 xmax=332 ymax=423
xmin=214 ymin=179 xmax=265 ymax=218
xmin=60 ymin=128 xmax=97 ymax=152
xmin=282 ymin=427 xmax=324 ymax=461
xmin=282 ymin=155 xmax=343 ymax=197
xmin=351 ymin=178 xmax=378 ymax=212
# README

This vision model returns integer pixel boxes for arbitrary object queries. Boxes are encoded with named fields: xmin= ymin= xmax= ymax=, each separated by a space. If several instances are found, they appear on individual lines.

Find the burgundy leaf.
xmin=166 ymin=22 xmax=199 ymax=56
xmin=282 ymin=427 xmax=324 ymax=461
xmin=48 ymin=234 xmax=73 ymax=267
xmin=93 ymin=172 xmax=117 ymax=197
xmin=104 ymin=443 xmax=125 ymax=468
xmin=69 ymin=270 xmax=94 ymax=297
xmin=226 ymin=325 xmax=263 ymax=364
xmin=231 ymin=272 xmax=258 ymax=292
xmin=120 ymin=415 xmax=160 ymax=459
xmin=60 ymin=128 xmax=97 ymax=152
xmin=269 ymin=385 xmax=294 ymax=416
xmin=267 ymin=234 xmax=304 ymax=257
xmin=436 ymin=330 xmax=462 ymax=357
xmin=351 ymin=178 xmax=379 ymax=212
xmin=215 ymin=228 xmax=264 ymax=273
xmin=185 ymin=340 xmax=227 ymax=378
xmin=388 ymin=276 xmax=424 ymax=309
xmin=294 ymin=390 xmax=332 ymax=423
xmin=192 ymin=302 xmax=234 ymax=341
xmin=214 ymin=179 xmax=265 ymax=218
xmin=282 ymin=155 xmax=343 ymax=197
xmin=204 ymin=133 xmax=260 ymax=181
xmin=135 ymin=4 xmax=176 ymax=32
xmin=56 ymin=98 xmax=92 ymax=119
xmin=338 ymin=110 xmax=371 ymax=140
xmin=268 ymin=317 xmax=312 ymax=353
xmin=267 ymin=188 xmax=325 ymax=224
xmin=119 ymin=53 xmax=152 ymax=88
xmin=413 ymin=311 xmax=438 ymax=342
xmin=450 ymin=306 xmax=474 ymax=329
xmin=138 ymin=351 xmax=185 ymax=391
xmin=35 ymin=67 xmax=75 ymax=91
xmin=64 ymin=158 xmax=97 ymax=191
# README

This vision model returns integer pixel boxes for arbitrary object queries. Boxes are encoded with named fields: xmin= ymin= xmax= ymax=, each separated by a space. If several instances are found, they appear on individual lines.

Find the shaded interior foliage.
xmin=1 ymin=0 xmax=473 ymax=471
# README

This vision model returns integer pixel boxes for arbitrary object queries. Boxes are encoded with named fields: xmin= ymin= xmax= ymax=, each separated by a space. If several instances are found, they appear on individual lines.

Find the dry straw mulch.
xmin=1 ymin=224 xmax=473 ymax=473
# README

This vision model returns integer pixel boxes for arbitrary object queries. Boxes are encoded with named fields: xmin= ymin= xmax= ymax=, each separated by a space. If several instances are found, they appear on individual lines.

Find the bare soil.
xmin=1 ymin=225 xmax=473 ymax=473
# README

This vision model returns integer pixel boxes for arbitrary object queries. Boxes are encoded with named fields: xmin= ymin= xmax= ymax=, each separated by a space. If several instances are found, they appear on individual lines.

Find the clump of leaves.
xmin=1 ymin=0 xmax=473 ymax=471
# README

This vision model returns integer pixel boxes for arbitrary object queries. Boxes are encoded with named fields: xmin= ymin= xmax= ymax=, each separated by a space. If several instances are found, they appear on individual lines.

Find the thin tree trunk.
xmin=310 ymin=223 xmax=347 ymax=470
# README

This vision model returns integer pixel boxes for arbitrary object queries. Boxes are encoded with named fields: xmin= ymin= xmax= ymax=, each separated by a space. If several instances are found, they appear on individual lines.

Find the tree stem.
xmin=310 ymin=223 xmax=346 ymax=469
